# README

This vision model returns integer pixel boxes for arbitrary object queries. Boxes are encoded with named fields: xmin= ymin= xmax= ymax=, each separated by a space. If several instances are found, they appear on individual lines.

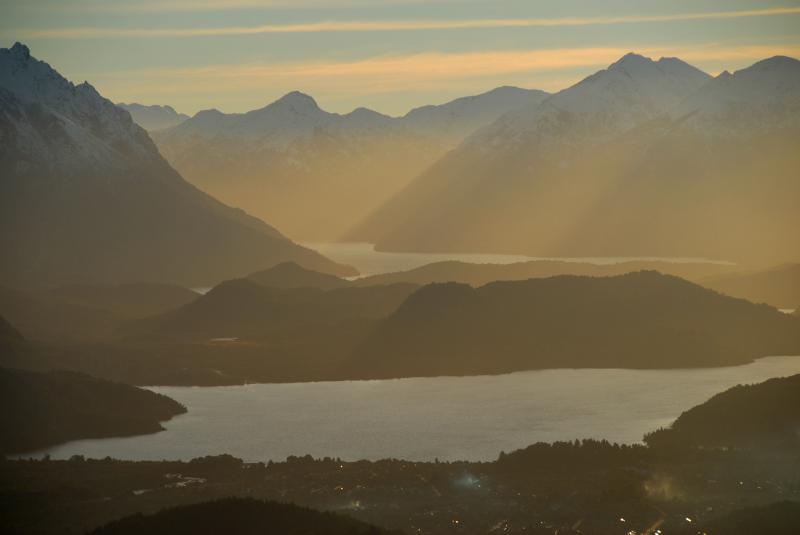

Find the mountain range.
xmin=5 ymin=269 xmax=797 ymax=386
xmin=41 ymin=49 xmax=797 ymax=266
xmin=152 ymin=86 xmax=548 ymax=240
xmin=117 ymin=102 xmax=189 ymax=131
xmin=240 ymin=257 xmax=799 ymax=310
xmin=351 ymin=258 xmax=739 ymax=288
xmin=348 ymin=53 xmax=800 ymax=265
xmin=0 ymin=42 xmax=354 ymax=289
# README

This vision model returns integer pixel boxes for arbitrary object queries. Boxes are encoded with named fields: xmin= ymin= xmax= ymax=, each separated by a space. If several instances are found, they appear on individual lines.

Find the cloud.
xmin=89 ymin=43 xmax=800 ymax=114
xmin=48 ymin=0 xmax=454 ymax=13
xmin=100 ymin=44 xmax=800 ymax=84
xmin=15 ymin=6 xmax=800 ymax=39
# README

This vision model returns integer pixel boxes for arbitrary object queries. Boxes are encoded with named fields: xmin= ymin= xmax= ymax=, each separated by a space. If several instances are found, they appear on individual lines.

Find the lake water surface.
xmin=303 ymin=242 xmax=733 ymax=278
xmin=23 ymin=356 xmax=800 ymax=463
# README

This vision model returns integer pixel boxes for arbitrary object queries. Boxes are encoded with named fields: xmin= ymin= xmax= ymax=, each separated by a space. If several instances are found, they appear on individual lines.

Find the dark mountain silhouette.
xmin=12 ymin=271 xmax=799 ymax=386
xmin=47 ymin=283 xmax=199 ymax=318
xmin=7 ymin=270 xmax=798 ymax=386
xmin=644 ymin=374 xmax=800 ymax=449
xmin=0 ymin=42 xmax=355 ymax=290
xmin=89 ymin=497 xmax=399 ymax=535
xmin=0 ymin=279 xmax=420 ymax=386
xmin=141 ymin=278 xmax=299 ymax=338
xmin=352 ymin=271 xmax=800 ymax=378
xmin=137 ymin=278 xmax=418 ymax=340
xmin=247 ymin=262 xmax=350 ymax=290
xmin=0 ymin=366 xmax=185 ymax=454
xmin=701 ymin=263 xmax=800 ymax=309
xmin=353 ymin=259 xmax=738 ymax=288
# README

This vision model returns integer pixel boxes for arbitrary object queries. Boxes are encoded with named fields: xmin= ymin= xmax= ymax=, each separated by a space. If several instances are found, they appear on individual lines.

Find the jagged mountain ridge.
xmin=160 ymin=86 xmax=549 ymax=149
xmin=401 ymin=85 xmax=550 ymax=144
xmin=0 ymin=42 xmax=355 ymax=288
xmin=464 ymin=53 xmax=710 ymax=151
xmin=674 ymin=55 xmax=800 ymax=131
xmin=350 ymin=53 xmax=800 ymax=264
xmin=117 ymin=102 xmax=189 ymax=131
xmin=153 ymin=86 xmax=549 ymax=240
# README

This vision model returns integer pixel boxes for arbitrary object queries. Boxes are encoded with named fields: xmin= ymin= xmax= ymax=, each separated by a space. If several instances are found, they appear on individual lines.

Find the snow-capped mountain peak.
xmin=163 ymin=90 xmax=336 ymax=148
xmin=343 ymin=107 xmax=394 ymax=130
xmin=466 ymin=52 xmax=711 ymax=150
xmin=10 ymin=41 xmax=30 ymax=59
xmin=1 ymin=42 xmax=353 ymax=287
xmin=673 ymin=54 xmax=800 ymax=129
xmin=552 ymin=52 xmax=711 ymax=115
xmin=608 ymin=51 xmax=653 ymax=71
xmin=399 ymin=85 xmax=549 ymax=145
xmin=117 ymin=102 xmax=189 ymax=131
xmin=270 ymin=90 xmax=320 ymax=112
xmin=1 ymin=42 xmax=159 ymax=171
xmin=1 ymin=41 xmax=78 ymax=106
xmin=745 ymin=55 xmax=800 ymax=73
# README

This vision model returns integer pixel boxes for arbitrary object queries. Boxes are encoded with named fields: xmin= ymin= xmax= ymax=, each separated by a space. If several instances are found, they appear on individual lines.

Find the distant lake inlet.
xmin=303 ymin=242 xmax=734 ymax=279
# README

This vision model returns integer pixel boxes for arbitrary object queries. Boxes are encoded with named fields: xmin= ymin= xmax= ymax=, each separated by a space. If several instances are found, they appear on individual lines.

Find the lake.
xmin=303 ymin=242 xmax=733 ymax=278
xmin=21 ymin=356 xmax=800 ymax=463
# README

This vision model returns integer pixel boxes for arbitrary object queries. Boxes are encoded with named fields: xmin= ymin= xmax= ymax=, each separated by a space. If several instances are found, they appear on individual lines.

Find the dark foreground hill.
xmin=89 ymin=498 xmax=399 ymax=535
xmin=352 ymin=271 xmax=800 ymax=378
xmin=0 ymin=367 xmax=185 ymax=454
xmin=645 ymin=373 xmax=800 ymax=449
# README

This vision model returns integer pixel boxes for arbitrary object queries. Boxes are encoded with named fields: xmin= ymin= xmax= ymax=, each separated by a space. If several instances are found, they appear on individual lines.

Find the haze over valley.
xmin=118 ymin=52 xmax=800 ymax=264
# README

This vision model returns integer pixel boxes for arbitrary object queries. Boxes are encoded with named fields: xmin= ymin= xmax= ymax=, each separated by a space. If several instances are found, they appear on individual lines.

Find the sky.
xmin=2 ymin=0 xmax=799 ymax=116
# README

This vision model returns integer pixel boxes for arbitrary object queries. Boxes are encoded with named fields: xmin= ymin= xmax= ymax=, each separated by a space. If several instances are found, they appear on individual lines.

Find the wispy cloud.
xmin=99 ymin=44 xmax=800 ymax=83
xmin=15 ymin=6 xmax=800 ymax=39
xmin=40 ymin=0 xmax=453 ymax=13
xmin=90 ymin=43 xmax=800 ymax=114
